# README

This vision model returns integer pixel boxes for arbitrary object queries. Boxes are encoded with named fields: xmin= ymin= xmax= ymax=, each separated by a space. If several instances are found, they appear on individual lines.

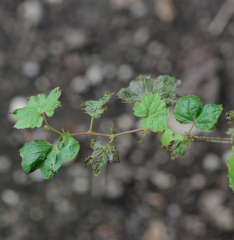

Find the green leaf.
xmin=84 ymin=140 xmax=119 ymax=176
xmin=20 ymin=140 xmax=53 ymax=174
xmin=227 ymin=154 xmax=234 ymax=191
xmin=11 ymin=88 xmax=61 ymax=129
xmin=81 ymin=92 xmax=113 ymax=118
xmin=174 ymin=96 xmax=203 ymax=124
xmin=174 ymin=96 xmax=223 ymax=132
xmin=40 ymin=132 xmax=80 ymax=179
xmin=133 ymin=93 xmax=170 ymax=132
xmin=117 ymin=75 xmax=180 ymax=105
xmin=195 ymin=104 xmax=223 ymax=131
xmin=19 ymin=132 xmax=80 ymax=179
xmin=161 ymin=128 xmax=185 ymax=159
xmin=161 ymin=128 xmax=183 ymax=145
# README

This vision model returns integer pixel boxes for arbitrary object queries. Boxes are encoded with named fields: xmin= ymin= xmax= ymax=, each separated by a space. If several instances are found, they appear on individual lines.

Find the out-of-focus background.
xmin=1 ymin=0 xmax=234 ymax=239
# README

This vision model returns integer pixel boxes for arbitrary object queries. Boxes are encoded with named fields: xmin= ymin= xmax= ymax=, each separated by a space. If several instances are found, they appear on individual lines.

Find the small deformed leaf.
xmin=133 ymin=93 xmax=170 ymax=132
xmin=84 ymin=140 xmax=119 ymax=176
xmin=11 ymin=88 xmax=61 ymax=129
xmin=226 ymin=128 xmax=234 ymax=139
xmin=161 ymin=129 xmax=188 ymax=160
xmin=117 ymin=75 xmax=180 ymax=105
xmin=153 ymin=75 xmax=181 ymax=106
xmin=81 ymin=92 xmax=113 ymax=118
xmin=226 ymin=110 xmax=234 ymax=124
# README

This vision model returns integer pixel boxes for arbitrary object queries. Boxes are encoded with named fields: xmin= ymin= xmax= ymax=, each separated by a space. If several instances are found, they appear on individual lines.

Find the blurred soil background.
xmin=1 ymin=0 xmax=234 ymax=239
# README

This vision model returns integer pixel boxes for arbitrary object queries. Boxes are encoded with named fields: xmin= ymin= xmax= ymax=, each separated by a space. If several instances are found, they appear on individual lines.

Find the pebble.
xmin=203 ymin=153 xmax=220 ymax=172
xmin=17 ymin=0 xmax=44 ymax=26
xmin=55 ymin=198 xmax=72 ymax=214
xmin=222 ymin=149 xmax=233 ymax=164
xmin=154 ymin=0 xmax=177 ymax=22
xmin=220 ymin=42 xmax=234 ymax=57
xmin=105 ymin=178 xmax=124 ymax=199
xmin=85 ymin=65 xmax=103 ymax=86
xmin=199 ymin=190 xmax=234 ymax=230
xmin=72 ymin=177 xmax=89 ymax=194
xmin=35 ymin=76 xmax=50 ymax=91
xmin=167 ymin=203 xmax=181 ymax=218
xmin=30 ymin=207 xmax=44 ymax=221
xmin=64 ymin=29 xmax=87 ymax=50
xmin=8 ymin=96 xmax=28 ymax=123
xmin=70 ymin=76 xmax=89 ymax=93
xmin=190 ymin=173 xmax=206 ymax=190
xmin=118 ymin=64 xmax=134 ymax=82
xmin=103 ymin=64 xmax=117 ymax=80
xmin=1 ymin=189 xmax=19 ymax=205
xmin=133 ymin=27 xmax=150 ymax=47
xmin=29 ymin=169 xmax=44 ymax=182
xmin=22 ymin=61 xmax=40 ymax=78
xmin=0 ymin=155 xmax=12 ymax=173
xmin=150 ymin=171 xmax=175 ymax=189
xmin=157 ymin=59 xmax=172 ymax=73
xmin=129 ymin=2 xmax=148 ymax=18
xmin=116 ymin=113 xmax=135 ymax=131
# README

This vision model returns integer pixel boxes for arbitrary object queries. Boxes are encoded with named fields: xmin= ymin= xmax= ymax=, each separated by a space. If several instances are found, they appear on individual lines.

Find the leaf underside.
xmin=84 ymin=140 xmax=119 ymax=176
xmin=117 ymin=75 xmax=180 ymax=106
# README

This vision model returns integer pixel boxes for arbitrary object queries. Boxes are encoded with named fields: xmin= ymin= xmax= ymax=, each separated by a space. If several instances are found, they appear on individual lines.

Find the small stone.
xmin=55 ymin=198 xmax=72 ymax=214
xmin=150 ymin=171 xmax=175 ymax=189
xmin=17 ymin=0 xmax=44 ymax=26
xmin=30 ymin=207 xmax=44 ymax=221
xmin=1 ymin=189 xmax=19 ymax=205
xmin=220 ymin=42 xmax=234 ymax=57
xmin=167 ymin=203 xmax=181 ymax=218
xmin=118 ymin=64 xmax=134 ymax=81
xmin=22 ymin=61 xmax=40 ymax=78
xmin=8 ymin=96 xmax=28 ymax=123
xmin=129 ymin=2 xmax=148 ymax=17
xmin=0 ymin=155 xmax=11 ymax=173
xmin=203 ymin=153 xmax=220 ymax=172
xmin=85 ymin=65 xmax=103 ymax=86
xmin=133 ymin=27 xmax=150 ymax=46
xmin=72 ymin=177 xmax=89 ymax=194
xmin=35 ymin=76 xmax=50 ymax=91
xmin=103 ymin=64 xmax=117 ymax=80
xmin=105 ymin=179 xmax=124 ymax=199
xmin=154 ymin=0 xmax=177 ymax=22
xmin=70 ymin=76 xmax=89 ymax=93
xmin=64 ymin=29 xmax=87 ymax=50
xmin=157 ymin=59 xmax=172 ymax=73
xmin=190 ymin=173 xmax=206 ymax=189
xmin=222 ymin=149 xmax=233 ymax=164
xmin=29 ymin=169 xmax=44 ymax=182
xmin=116 ymin=113 xmax=135 ymax=131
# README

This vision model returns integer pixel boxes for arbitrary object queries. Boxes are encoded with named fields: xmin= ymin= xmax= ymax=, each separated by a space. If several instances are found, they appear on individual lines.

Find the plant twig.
xmin=191 ymin=136 xmax=233 ymax=144
xmin=42 ymin=112 xmax=62 ymax=135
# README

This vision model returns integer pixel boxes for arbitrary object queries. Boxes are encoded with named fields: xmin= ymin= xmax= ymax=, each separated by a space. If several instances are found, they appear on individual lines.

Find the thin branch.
xmin=191 ymin=136 xmax=233 ymax=144
xmin=42 ymin=112 xmax=62 ymax=135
